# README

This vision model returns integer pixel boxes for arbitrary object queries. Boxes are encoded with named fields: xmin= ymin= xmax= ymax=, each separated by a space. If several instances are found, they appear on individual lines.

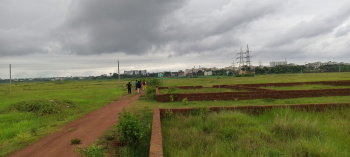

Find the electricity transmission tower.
xmin=245 ymin=44 xmax=252 ymax=67
xmin=259 ymin=59 xmax=262 ymax=67
xmin=236 ymin=46 xmax=244 ymax=70
xmin=232 ymin=59 xmax=236 ymax=67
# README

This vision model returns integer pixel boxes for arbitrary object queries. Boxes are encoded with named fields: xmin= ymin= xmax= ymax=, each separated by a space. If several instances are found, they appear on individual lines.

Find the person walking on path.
xmin=135 ymin=80 xmax=138 ymax=90
xmin=137 ymin=81 xmax=142 ymax=93
xmin=143 ymin=80 xmax=147 ymax=90
xmin=139 ymin=79 xmax=142 ymax=89
xmin=126 ymin=82 xmax=132 ymax=94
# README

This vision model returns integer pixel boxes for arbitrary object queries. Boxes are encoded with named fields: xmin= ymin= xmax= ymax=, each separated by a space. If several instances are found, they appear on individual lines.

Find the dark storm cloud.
xmin=0 ymin=0 xmax=69 ymax=56
xmin=55 ymin=0 xmax=187 ymax=55
xmin=164 ymin=0 xmax=281 ymax=55
xmin=55 ymin=0 xmax=281 ymax=55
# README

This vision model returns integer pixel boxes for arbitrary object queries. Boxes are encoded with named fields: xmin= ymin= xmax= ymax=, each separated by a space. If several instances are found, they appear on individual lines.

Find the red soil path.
xmin=9 ymin=91 xmax=144 ymax=157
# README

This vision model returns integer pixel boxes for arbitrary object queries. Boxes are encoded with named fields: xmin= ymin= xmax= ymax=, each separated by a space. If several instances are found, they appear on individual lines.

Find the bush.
xmin=145 ymin=86 xmax=156 ymax=100
xmin=71 ymin=138 xmax=81 ymax=145
xmin=8 ymin=99 xmax=76 ymax=115
xmin=146 ymin=78 xmax=163 ymax=87
xmin=74 ymin=144 xmax=106 ymax=157
xmin=116 ymin=109 xmax=151 ymax=148
xmin=168 ymin=86 xmax=177 ymax=101
xmin=182 ymin=98 xmax=189 ymax=105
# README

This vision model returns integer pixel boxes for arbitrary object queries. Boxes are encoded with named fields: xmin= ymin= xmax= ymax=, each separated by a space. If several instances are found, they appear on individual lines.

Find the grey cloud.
xmin=0 ymin=0 xmax=70 ymax=56
xmin=268 ymin=3 xmax=350 ymax=47
xmin=334 ymin=26 xmax=350 ymax=38
xmin=0 ymin=29 xmax=44 ymax=56
xmin=54 ymin=0 xmax=281 ymax=56
xmin=55 ymin=0 xmax=187 ymax=55
xmin=160 ymin=0 xmax=282 ymax=55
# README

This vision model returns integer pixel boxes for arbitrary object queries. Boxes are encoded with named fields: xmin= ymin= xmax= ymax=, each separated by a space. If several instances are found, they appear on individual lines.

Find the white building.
xmin=124 ymin=70 xmax=147 ymax=75
xmin=270 ymin=61 xmax=287 ymax=67
xmin=204 ymin=71 xmax=213 ymax=76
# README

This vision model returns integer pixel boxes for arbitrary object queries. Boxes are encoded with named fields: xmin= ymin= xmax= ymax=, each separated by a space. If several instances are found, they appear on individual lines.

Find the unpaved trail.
xmin=9 ymin=91 xmax=144 ymax=157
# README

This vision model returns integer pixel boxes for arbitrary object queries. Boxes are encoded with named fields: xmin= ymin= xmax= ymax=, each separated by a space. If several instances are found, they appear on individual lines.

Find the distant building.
xmin=224 ymin=66 xmax=238 ymax=71
xmin=158 ymin=73 xmax=163 ymax=77
xmin=204 ymin=71 xmax=212 ymax=76
xmin=325 ymin=61 xmax=337 ymax=65
xmin=270 ymin=61 xmax=287 ymax=67
xmin=306 ymin=62 xmax=322 ymax=69
xmin=185 ymin=69 xmax=192 ymax=75
xmin=178 ymin=70 xmax=185 ymax=77
xmin=124 ymin=70 xmax=147 ymax=75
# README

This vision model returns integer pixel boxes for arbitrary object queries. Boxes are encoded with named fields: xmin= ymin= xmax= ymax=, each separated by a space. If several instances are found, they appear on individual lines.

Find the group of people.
xmin=126 ymin=80 xmax=147 ymax=94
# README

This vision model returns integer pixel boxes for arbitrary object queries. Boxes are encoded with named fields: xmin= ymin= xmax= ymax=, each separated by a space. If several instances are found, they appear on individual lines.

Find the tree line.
xmin=254 ymin=64 xmax=350 ymax=75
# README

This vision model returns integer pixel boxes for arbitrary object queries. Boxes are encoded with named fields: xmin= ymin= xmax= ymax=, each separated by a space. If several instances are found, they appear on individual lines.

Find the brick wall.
xmin=156 ymin=80 xmax=350 ymax=102
xmin=149 ymin=109 xmax=163 ymax=157
xmin=159 ymin=103 xmax=350 ymax=115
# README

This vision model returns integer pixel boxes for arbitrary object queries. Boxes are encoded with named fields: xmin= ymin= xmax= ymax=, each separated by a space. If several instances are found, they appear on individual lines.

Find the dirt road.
xmin=9 ymin=91 xmax=144 ymax=157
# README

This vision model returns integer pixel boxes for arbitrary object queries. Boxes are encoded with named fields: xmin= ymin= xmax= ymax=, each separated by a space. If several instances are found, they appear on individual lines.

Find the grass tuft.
xmin=71 ymin=138 xmax=81 ymax=145
xmin=162 ymin=108 xmax=350 ymax=156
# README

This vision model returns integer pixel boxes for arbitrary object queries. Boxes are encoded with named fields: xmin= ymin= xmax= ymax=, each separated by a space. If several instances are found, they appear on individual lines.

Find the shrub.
xmin=164 ymin=109 xmax=173 ymax=119
xmin=146 ymin=78 xmax=163 ymax=87
xmin=168 ymin=86 xmax=177 ymax=101
xmin=145 ymin=86 xmax=156 ymax=100
xmin=116 ymin=109 xmax=151 ymax=148
xmin=182 ymin=98 xmax=189 ymax=105
xmin=71 ymin=138 xmax=81 ymax=145
xmin=74 ymin=144 xmax=106 ymax=157
xmin=8 ymin=99 xmax=76 ymax=115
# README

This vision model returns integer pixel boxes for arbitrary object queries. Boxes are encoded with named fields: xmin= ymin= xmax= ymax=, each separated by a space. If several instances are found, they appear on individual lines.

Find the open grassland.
xmin=161 ymin=108 xmax=350 ymax=156
xmin=158 ymin=87 xmax=248 ymax=94
xmin=0 ymin=72 xmax=349 ymax=156
xmin=129 ymin=73 xmax=350 ymax=112
xmin=124 ymin=95 xmax=350 ymax=156
xmin=0 ymin=80 xmax=129 ymax=156
xmin=159 ymin=72 xmax=350 ymax=87
xmin=262 ymin=84 xmax=350 ymax=90
xmin=122 ymin=73 xmax=350 ymax=156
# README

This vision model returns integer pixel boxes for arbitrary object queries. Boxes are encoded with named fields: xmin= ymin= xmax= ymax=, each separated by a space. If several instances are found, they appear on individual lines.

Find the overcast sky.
xmin=1 ymin=0 xmax=350 ymax=78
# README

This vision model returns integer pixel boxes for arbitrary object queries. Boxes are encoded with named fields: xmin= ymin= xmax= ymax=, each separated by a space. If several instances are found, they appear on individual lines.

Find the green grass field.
xmin=262 ymin=84 xmax=350 ymax=90
xmin=0 ymin=72 xmax=349 ymax=156
xmin=158 ymin=72 xmax=350 ymax=87
xmin=0 ymin=80 xmax=130 ymax=156
xmin=161 ymin=108 xmax=350 ymax=156
xmin=158 ymin=87 xmax=248 ymax=94
xmin=124 ymin=72 xmax=350 ymax=156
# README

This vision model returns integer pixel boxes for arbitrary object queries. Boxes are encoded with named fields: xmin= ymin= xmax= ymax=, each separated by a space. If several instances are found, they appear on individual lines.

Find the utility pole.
xmin=118 ymin=60 xmax=120 ymax=86
xmin=9 ymin=64 xmax=11 ymax=93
